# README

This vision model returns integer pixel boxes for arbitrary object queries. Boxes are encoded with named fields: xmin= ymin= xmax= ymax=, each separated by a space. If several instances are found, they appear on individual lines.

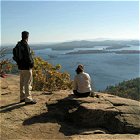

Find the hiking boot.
xmin=25 ymin=100 xmax=37 ymax=105
xmin=20 ymin=99 xmax=25 ymax=103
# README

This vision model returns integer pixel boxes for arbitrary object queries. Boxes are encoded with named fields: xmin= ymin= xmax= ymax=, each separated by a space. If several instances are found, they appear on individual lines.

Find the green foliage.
xmin=104 ymin=78 xmax=140 ymax=101
xmin=32 ymin=56 xmax=72 ymax=92
xmin=0 ymin=48 xmax=72 ymax=91
xmin=0 ymin=48 xmax=13 ymax=77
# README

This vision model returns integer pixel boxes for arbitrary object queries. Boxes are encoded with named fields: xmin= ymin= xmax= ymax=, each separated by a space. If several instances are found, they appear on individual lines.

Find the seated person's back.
xmin=73 ymin=64 xmax=92 ymax=97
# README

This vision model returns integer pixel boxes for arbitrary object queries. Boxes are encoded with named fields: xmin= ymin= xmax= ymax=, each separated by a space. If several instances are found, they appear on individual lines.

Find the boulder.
xmin=46 ymin=92 xmax=140 ymax=134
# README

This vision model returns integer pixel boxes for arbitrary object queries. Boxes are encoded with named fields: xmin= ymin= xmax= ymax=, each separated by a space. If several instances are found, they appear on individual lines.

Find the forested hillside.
xmin=104 ymin=78 xmax=140 ymax=101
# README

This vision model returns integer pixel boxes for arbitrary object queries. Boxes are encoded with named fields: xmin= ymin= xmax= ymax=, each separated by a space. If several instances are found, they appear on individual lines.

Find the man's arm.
xmin=24 ymin=45 xmax=34 ymax=68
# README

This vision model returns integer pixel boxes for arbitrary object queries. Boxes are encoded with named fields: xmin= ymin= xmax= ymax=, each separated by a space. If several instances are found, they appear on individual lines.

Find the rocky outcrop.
xmin=44 ymin=93 xmax=140 ymax=134
xmin=1 ymin=75 xmax=140 ymax=140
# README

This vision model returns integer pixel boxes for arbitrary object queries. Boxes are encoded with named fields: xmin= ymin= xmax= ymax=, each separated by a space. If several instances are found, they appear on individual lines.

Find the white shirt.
xmin=73 ymin=72 xmax=92 ymax=93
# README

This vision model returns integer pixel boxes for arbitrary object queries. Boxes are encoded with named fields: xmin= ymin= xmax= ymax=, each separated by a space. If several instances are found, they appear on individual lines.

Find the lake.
xmin=34 ymin=45 xmax=140 ymax=90
xmin=4 ymin=45 xmax=139 ymax=90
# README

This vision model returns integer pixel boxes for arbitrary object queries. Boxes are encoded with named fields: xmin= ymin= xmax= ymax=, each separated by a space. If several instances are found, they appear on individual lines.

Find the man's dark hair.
xmin=22 ymin=31 xmax=29 ymax=40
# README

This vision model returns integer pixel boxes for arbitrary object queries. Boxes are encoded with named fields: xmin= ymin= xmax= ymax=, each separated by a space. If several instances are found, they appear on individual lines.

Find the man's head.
xmin=76 ymin=64 xmax=84 ymax=74
xmin=22 ymin=31 xmax=29 ymax=40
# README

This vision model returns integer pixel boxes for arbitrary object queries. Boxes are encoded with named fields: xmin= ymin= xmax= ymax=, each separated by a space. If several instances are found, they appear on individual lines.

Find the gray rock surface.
xmin=46 ymin=92 xmax=140 ymax=134
xmin=1 ymin=75 xmax=140 ymax=140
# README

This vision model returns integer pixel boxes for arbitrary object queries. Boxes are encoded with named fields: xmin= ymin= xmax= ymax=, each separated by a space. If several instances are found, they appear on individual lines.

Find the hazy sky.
xmin=1 ymin=0 xmax=139 ymax=44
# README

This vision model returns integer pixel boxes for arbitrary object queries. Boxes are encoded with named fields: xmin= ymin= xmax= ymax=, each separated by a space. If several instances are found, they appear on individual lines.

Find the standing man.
xmin=13 ymin=31 xmax=36 ymax=104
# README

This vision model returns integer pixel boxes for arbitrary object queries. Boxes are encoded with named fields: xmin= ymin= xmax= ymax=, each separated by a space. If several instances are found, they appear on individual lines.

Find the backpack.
xmin=13 ymin=43 xmax=23 ymax=63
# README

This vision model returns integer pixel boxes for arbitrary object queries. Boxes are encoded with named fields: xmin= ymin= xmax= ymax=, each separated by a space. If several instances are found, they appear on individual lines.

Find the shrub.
xmin=32 ymin=56 xmax=72 ymax=92
xmin=0 ymin=48 xmax=13 ymax=77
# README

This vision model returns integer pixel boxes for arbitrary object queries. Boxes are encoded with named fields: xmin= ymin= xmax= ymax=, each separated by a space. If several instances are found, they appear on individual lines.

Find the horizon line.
xmin=1 ymin=38 xmax=139 ymax=46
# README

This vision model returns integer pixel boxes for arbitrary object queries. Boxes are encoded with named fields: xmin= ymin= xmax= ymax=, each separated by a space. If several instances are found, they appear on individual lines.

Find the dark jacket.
xmin=17 ymin=40 xmax=34 ymax=70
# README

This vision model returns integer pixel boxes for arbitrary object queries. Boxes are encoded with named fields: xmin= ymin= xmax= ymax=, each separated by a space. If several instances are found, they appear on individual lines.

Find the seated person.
xmin=73 ymin=64 xmax=92 ymax=97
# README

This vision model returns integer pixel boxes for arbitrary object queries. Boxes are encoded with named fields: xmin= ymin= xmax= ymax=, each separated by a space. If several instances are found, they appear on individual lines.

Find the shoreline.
xmin=66 ymin=50 xmax=140 ymax=55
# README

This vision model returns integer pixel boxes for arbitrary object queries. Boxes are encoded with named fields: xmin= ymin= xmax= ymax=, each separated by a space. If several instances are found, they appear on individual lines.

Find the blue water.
xmin=35 ymin=48 xmax=140 ymax=90
xmin=5 ymin=45 xmax=140 ymax=90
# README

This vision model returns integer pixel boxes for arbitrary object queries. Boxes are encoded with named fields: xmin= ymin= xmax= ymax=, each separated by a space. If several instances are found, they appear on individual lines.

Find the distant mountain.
xmin=1 ymin=39 xmax=139 ymax=53
xmin=46 ymin=39 xmax=139 ymax=50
